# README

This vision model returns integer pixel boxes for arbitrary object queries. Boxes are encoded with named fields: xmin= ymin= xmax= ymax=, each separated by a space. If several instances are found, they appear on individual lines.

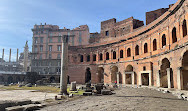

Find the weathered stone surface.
xmin=70 ymin=82 xmax=76 ymax=91
xmin=101 ymin=90 xmax=112 ymax=95
xmin=83 ymin=92 xmax=92 ymax=96
xmin=5 ymin=106 xmax=24 ymax=111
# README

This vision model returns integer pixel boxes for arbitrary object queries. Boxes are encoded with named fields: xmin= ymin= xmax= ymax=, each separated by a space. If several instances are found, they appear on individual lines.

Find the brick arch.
xmin=110 ymin=65 xmax=118 ymax=83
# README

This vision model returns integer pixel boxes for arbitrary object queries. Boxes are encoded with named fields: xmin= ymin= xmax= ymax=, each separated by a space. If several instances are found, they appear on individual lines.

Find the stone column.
xmin=149 ymin=71 xmax=152 ymax=86
xmin=16 ymin=49 xmax=19 ymax=62
xmin=167 ymin=68 xmax=171 ymax=88
xmin=24 ymin=41 xmax=29 ymax=72
xmin=122 ymin=73 xmax=126 ymax=85
xmin=156 ymin=70 xmax=160 ymax=87
xmin=9 ymin=48 xmax=11 ymax=62
xmin=139 ymin=72 xmax=142 ymax=85
xmin=60 ymin=35 xmax=69 ymax=95
xmin=116 ymin=72 xmax=119 ymax=85
xmin=177 ymin=67 xmax=182 ymax=90
xmin=2 ymin=49 xmax=4 ymax=62
xmin=131 ymin=72 xmax=135 ymax=85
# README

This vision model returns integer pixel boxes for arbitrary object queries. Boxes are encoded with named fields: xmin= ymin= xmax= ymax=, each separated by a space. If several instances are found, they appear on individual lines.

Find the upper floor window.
xmin=135 ymin=45 xmax=139 ymax=55
xmin=99 ymin=53 xmax=103 ymax=61
xmin=34 ymin=37 xmax=38 ymax=44
xmin=49 ymin=54 xmax=52 ymax=59
xmin=127 ymin=48 xmax=131 ymax=57
xmin=80 ymin=55 xmax=83 ymax=62
xmin=40 ymin=45 xmax=43 ymax=52
xmin=162 ymin=34 xmax=166 ymax=48
xmin=58 ymin=37 xmax=61 ymax=43
xmin=79 ymin=32 xmax=82 ymax=44
xmin=57 ymin=45 xmax=61 ymax=51
xmin=106 ymin=52 xmax=109 ymax=60
xmin=182 ymin=19 xmax=187 ymax=37
xmin=120 ymin=50 xmax=123 ymax=58
xmin=57 ymin=54 xmax=61 ymax=59
xmin=34 ymin=46 xmax=38 ymax=52
xmin=172 ymin=27 xmax=177 ymax=43
xmin=153 ymin=39 xmax=157 ymax=51
xmin=105 ymin=31 xmax=109 ymax=36
xmin=113 ymin=51 xmax=116 ymax=59
xmin=93 ymin=54 xmax=96 ymax=61
xmin=87 ymin=55 xmax=90 ymax=62
xmin=144 ymin=43 xmax=148 ymax=53
xmin=49 ymin=45 xmax=52 ymax=51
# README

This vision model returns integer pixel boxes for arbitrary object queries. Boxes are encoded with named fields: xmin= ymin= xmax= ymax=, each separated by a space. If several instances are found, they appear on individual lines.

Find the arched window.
xmin=143 ymin=66 xmax=146 ymax=71
xmin=106 ymin=52 xmax=109 ymax=60
xmin=135 ymin=45 xmax=139 ymax=55
xmin=113 ymin=51 xmax=116 ymax=59
xmin=87 ymin=55 xmax=90 ymax=62
xmin=120 ymin=50 xmax=123 ymax=58
xmin=99 ymin=53 xmax=103 ymax=61
xmin=162 ymin=34 xmax=166 ymax=48
xmin=153 ymin=39 xmax=157 ymax=51
xmin=144 ymin=43 xmax=148 ymax=53
xmin=172 ymin=27 xmax=177 ymax=43
xmin=182 ymin=19 xmax=187 ymax=37
xmin=80 ymin=55 xmax=83 ymax=62
xmin=127 ymin=48 xmax=131 ymax=57
xmin=93 ymin=54 xmax=96 ymax=61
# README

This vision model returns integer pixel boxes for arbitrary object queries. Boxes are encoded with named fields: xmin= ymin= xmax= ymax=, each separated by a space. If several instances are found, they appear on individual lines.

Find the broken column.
xmin=60 ymin=35 xmax=69 ymax=95
xmin=9 ymin=48 xmax=11 ymax=62
xmin=2 ymin=49 xmax=4 ymax=62
xmin=16 ymin=48 xmax=19 ymax=62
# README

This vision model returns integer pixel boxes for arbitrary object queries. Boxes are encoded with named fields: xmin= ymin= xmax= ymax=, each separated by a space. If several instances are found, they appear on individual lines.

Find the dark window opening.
xmin=143 ymin=66 xmax=146 ymax=71
xmin=162 ymin=34 xmax=166 ymax=48
xmin=80 ymin=55 xmax=83 ymax=62
xmin=87 ymin=55 xmax=90 ymax=62
xmin=135 ymin=45 xmax=139 ymax=55
xmin=172 ymin=27 xmax=177 ymax=43
xmin=93 ymin=54 xmax=96 ymax=61
xmin=182 ymin=19 xmax=187 ymax=37
xmin=100 ymin=53 xmax=103 ymax=61
xmin=105 ymin=31 xmax=109 ymax=36
xmin=106 ymin=52 xmax=109 ymax=60
xmin=120 ymin=50 xmax=123 ymax=58
xmin=113 ymin=51 xmax=116 ymax=59
xmin=127 ymin=48 xmax=131 ymax=57
xmin=153 ymin=39 xmax=157 ymax=51
xmin=144 ymin=43 xmax=148 ymax=53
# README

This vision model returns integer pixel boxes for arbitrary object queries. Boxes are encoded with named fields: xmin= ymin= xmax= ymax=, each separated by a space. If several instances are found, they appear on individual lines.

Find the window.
xmin=144 ymin=43 xmax=148 ymax=53
xmin=135 ymin=45 xmax=139 ymax=55
xmin=182 ymin=19 xmax=187 ymax=37
xmin=49 ymin=38 xmax=52 ymax=43
xmin=105 ymin=31 xmax=109 ymax=36
xmin=57 ymin=45 xmax=61 ymax=51
xmin=49 ymin=45 xmax=52 ymax=51
xmin=172 ymin=27 xmax=177 ymax=43
xmin=162 ymin=34 xmax=166 ymax=47
xmin=39 ymin=54 xmax=42 ymax=59
xmin=99 ymin=53 xmax=103 ymax=61
xmin=93 ymin=54 xmax=96 ymax=61
xmin=113 ymin=51 xmax=116 ymax=59
xmin=87 ymin=55 xmax=90 ymax=62
xmin=34 ymin=46 xmax=38 ymax=52
xmin=40 ymin=37 xmax=43 ymax=43
xmin=58 ymin=37 xmax=61 ymax=43
xmin=153 ymin=39 xmax=157 ymax=51
xmin=127 ymin=48 xmax=131 ymax=57
xmin=49 ymin=54 xmax=52 ymax=59
xmin=34 ymin=37 xmax=38 ymax=44
xmin=57 ymin=54 xmax=61 ymax=59
xmin=40 ymin=45 xmax=43 ymax=52
xmin=80 ymin=55 xmax=83 ymax=62
xmin=143 ymin=66 xmax=146 ymax=71
xmin=120 ymin=50 xmax=123 ymax=58
xmin=106 ymin=52 xmax=109 ymax=60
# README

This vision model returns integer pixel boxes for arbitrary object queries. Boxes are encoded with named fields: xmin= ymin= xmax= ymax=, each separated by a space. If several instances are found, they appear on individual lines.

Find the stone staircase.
xmin=0 ymin=100 xmax=46 ymax=111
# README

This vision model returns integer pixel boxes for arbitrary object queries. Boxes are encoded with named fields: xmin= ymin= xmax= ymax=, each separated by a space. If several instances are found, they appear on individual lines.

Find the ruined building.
xmin=31 ymin=0 xmax=188 ymax=90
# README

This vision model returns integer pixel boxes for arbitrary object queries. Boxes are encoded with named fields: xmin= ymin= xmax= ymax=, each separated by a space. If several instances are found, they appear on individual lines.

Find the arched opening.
xmin=144 ymin=43 xmax=148 ymax=53
xmin=7 ymin=76 xmax=13 ymax=84
xmin=87 ymin=55 xmax=90 ymax=62
xmin=135 ymin=45 xmax=139 ymax=55
xmin=162 ymin=34 xmax=166 ymax=48
xmin=99 ymin=53 xmax=103 ymax=61
xmin=160 ymin=58 xmax=173 ymax=88
xmin=85 ymin=67 xmax=91 ymax=83
xmin=80 ymin=55 xmax=83 ymax=62
xmin=182 ymin=51 xmax=188 ymax=90
xmin=172 ymin=27 xmax=177 ymax=43
xmin=93 ymin=54 xmax=96 ymax=61
xmin=16 ymin=76 xmax=21 ymax=83
xmin=111 ymin=66 xmax=118 ymax=83
xmin=106 ymin=52 xmax=109 ymax=60
xmin=97 ymin=67 xmax=104 ymax=83
xmin=120 ymin=50 xmax=123 ymax=58
xmin=182 ymin=19 xmax=187 ymax=37
xmin=125 ymin=65 xmax=134 ymax=84
xmin=153 ymin=39 xmax=157 ymax=51
xmin=50 ymin=76 xmax=55 ymax=83
xmin=127 ymin=48 xmax=131 ymax=57
xmin=143 ymin=66 xmax=146 ymax=71
xmin=113 ymin=51 xmax=116 ymax=59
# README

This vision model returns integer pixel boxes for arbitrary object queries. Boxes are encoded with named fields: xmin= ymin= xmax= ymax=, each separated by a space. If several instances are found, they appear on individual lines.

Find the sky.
xmin=0 ymin=0 xmax=177 ymax=61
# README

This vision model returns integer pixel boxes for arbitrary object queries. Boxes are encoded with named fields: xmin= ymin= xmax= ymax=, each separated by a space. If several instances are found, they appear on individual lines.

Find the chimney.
xmin=9 ymin=48 xmax=11 ymax=62
xmin=16 ymin=48 xmax=19 ymax=62
xmin=2 ymin=49 xmax=4 ymax=62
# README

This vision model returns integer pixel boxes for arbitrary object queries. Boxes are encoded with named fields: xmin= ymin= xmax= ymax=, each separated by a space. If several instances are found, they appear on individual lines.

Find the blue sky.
xmin=0 ymin=0 xmax=177 ymax=61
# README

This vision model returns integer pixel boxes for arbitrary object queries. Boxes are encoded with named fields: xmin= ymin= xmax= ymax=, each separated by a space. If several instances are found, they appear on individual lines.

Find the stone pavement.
xmin=41 ymin=87 xmax=188 ymax=111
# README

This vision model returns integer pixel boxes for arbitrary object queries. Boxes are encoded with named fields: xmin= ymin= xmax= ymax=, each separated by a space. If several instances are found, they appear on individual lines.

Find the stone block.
xmin=5 ymin=106 xmax=24 ymax=111
xmin=70 ymin=81 xmax=77 ymax=91
xmin=101 ymin=89 xmax=112 ymax=95
xmin=83 ymin=92 xmax=92 ymax=96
